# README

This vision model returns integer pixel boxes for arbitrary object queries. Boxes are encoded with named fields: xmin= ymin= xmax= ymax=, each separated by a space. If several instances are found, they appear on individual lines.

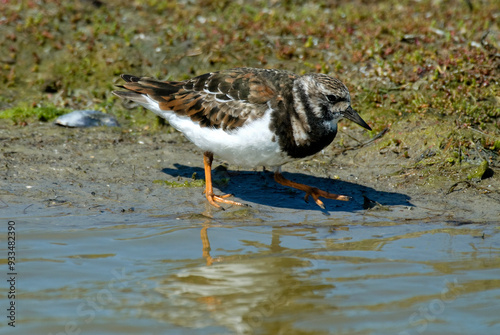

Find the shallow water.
xmin=1 ymin=206 xmax=499 ymax=335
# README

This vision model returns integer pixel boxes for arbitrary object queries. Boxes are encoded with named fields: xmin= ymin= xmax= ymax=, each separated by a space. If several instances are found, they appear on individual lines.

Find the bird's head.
xmin=293 ymin=73 xmax=372 ymax=131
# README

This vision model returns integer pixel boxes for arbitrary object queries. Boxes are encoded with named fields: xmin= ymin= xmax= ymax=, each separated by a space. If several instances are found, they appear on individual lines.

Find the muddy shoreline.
xmin=2 ymin=121 xmax=498 ymax=224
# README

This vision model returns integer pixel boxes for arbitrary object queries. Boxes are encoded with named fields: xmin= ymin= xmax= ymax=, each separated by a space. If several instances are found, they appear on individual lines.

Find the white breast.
xmin=139 ymin=96 xmax=290 ymax=168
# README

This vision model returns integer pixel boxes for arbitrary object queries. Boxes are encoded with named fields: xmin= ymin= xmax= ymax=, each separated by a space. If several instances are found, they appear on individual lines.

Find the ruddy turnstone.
xmin=113 ymin=67 xmax=371 ymax=209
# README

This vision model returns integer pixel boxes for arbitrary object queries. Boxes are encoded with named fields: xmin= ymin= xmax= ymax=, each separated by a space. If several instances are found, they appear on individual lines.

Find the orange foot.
xmin=205 ymin=192 xmax=245 ymax=209
xmin=274 ymin=170 xmax=350 ymax=209
xmin=203 ymin=151 xmax=246 ymax=210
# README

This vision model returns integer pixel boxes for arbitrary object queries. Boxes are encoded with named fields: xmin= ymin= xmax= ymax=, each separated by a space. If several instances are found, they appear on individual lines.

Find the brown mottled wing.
xmin=117 ymin=68 xmax=293 ymax=130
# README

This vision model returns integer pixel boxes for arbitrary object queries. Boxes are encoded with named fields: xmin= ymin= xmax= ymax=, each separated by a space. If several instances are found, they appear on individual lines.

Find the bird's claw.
xmin=206 ymin=192 xmax=245 ymax=210
xmin=303 ymin=187 xmax=349 ymax=209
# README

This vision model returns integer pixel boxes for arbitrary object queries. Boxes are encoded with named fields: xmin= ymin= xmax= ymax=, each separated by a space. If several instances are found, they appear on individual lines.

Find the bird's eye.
xmin=326 ymin=94 xmax=339 ymax=103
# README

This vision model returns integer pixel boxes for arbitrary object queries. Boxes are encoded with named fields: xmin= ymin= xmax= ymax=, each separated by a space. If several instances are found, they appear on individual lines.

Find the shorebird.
xmin=113 ymin=67 xmax=371 ymax=209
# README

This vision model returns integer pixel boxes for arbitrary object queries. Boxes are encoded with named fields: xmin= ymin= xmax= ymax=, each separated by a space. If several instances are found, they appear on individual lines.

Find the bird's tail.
xmin=112 ymin=74 xmax=181 ymax=104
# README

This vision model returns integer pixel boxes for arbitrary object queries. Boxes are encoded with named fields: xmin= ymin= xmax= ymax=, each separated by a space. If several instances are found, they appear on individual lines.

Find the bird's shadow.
xmin=161 ymin=164 xmax=412 ymax=212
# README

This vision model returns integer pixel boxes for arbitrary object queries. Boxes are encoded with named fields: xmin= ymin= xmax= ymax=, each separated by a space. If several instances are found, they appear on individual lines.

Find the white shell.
xmin=55 ymin=110 xmax=119 ymax=128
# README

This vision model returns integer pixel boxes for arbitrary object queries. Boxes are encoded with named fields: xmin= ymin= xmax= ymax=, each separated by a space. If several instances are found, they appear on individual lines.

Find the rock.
xmin=467 ymin=160 xmax=491 ymax=180
xmin=55 ymin=110 xmax=119 ymax=128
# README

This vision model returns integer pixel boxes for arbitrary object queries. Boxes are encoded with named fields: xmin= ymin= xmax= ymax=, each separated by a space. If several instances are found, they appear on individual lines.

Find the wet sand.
xmin=1 ymin=121 xmax=498 ymax=223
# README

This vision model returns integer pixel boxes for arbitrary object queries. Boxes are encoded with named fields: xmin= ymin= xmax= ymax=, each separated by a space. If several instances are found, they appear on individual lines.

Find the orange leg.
xmin=274 ymin=170 xmax=350 ymax=209
xmin=203 ymin=152 xmax=245 ymax=209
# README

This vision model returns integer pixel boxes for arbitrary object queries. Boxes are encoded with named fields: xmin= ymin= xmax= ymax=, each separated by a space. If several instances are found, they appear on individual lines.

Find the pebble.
xmin=55 ymin=110 xmax=119 ymax=128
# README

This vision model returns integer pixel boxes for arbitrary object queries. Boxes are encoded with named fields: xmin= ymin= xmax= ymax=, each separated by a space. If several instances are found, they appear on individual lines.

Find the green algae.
xmin=467 ymin=160 xmax=490 ymax=180
xmin=153 ymin=179 xmax=205 ymax=188
xmin=0 ymin=103 xmax=68 ymax=123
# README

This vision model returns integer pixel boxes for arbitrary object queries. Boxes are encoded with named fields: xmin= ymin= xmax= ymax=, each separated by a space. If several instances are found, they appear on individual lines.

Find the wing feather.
xmin=113 ymin=68 xmax=294 ymax=130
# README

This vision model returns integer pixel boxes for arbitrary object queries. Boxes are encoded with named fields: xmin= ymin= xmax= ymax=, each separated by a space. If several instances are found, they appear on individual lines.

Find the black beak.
xmin=342 ymin=106 xmax=371 ymax=131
